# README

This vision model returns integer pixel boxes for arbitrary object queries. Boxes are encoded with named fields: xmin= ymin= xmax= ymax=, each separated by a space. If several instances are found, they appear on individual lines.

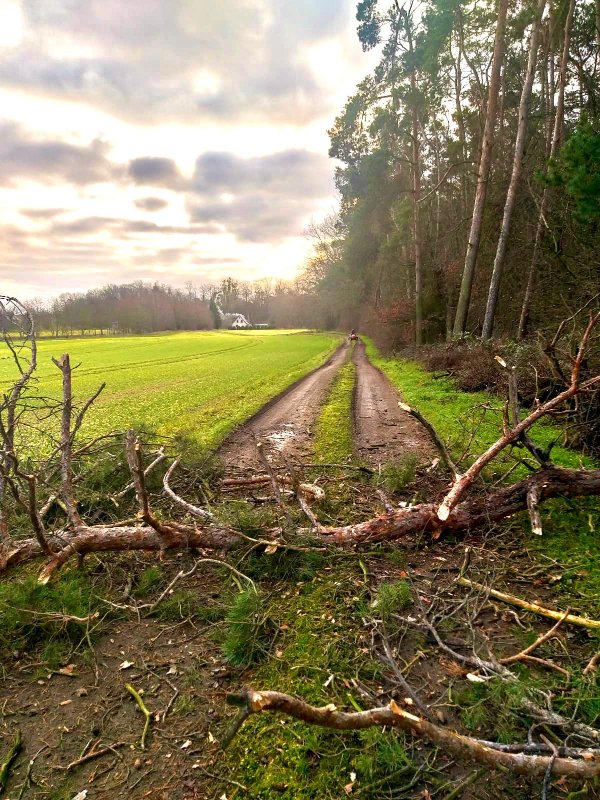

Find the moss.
xmin=223 ymin=565 xmax=424 ymax=798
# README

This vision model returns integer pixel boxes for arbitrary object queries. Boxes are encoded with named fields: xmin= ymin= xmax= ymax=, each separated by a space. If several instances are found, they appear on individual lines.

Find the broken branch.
xmin=225 ymin=689 xmax=600 ymax=777
xmin=457 ymin=578 xmax=600 ymax=629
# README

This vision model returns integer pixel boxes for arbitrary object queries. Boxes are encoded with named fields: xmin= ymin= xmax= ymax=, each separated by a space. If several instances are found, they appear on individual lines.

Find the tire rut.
xmin=352 ymin=340 xmax=432 ymax=468
xmin=218 ymin=342 xmax=349 ymax=473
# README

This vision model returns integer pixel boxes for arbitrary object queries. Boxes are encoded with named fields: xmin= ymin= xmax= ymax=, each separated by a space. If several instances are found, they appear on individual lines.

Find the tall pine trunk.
xmin=453 ymin=0 xmax=509 ymax=336
xmin=481 ymin=0 xmax=547 ymax=339
xmin=518 ymin=0 xmax=575 ymax=339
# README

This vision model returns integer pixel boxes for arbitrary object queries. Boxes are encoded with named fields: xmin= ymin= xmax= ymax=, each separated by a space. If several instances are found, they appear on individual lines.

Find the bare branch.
xmin=224 ymin=689 xmax=600 ymax=778
xmin=162 ymin=459 xmax=214 ymax=521
xmin=51 ymin=354 xmax=85 ymax=529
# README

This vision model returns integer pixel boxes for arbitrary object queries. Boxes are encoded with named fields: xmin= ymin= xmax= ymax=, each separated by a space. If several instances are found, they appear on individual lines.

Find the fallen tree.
xmin=0 ymin=298 xmax=598 ymax=581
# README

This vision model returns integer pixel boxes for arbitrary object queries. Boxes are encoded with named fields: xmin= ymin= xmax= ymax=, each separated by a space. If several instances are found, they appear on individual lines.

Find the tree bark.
xmin=518 ymin=0 xmax=576 ymax=339
xmin=481 ymin=0 xmax=547 ymax=339
xmin=453 ymin=0 xmax=509 ymax=336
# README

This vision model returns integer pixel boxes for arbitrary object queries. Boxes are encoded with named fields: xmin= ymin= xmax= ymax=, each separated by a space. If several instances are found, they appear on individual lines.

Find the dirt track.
xmin=218 ymin=338 xmax=431 ymax=472
xmin=218 ymin=342 xmax=349 ymax=471
xmin=352 ymin=340 xmax=432 ymax=468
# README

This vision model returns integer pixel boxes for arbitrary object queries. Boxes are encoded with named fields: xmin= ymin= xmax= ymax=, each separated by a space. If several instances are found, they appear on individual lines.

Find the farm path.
xmin=218 ymin=337 xmax=432 ymax=473
xmin=352 ymin=339 xmax=432 ymax=468
xmin=218 ymin=341 xmax=349 ymax=472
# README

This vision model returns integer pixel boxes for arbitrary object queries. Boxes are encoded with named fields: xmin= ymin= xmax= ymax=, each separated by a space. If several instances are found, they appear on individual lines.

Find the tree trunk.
xmin=518 ymin=0 xmax=575 ymax=339
xmin=407 ymin=24 xmax=424 ymax=347
xmin=481 ymin=0 xmax=547 ymax=340
xmin=453 ymin=0 xmax=510 ymax=336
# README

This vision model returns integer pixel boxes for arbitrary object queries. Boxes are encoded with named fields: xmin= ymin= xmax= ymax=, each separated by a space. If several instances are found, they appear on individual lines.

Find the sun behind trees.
xmin=307 ymin=0 xmax=600 ymax=346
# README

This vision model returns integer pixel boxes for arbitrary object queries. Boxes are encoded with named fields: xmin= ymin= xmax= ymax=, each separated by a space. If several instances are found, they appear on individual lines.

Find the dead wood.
xmin=225 ymin=689 xmax=600 ymax=778
xmin=437 ymin=313 xmax=599 ymax=521
xmin=457 ymin=577 xmax=600 ymax=629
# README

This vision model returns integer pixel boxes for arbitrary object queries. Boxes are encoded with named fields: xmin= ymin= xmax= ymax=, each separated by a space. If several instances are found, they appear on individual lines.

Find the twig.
xmin=378 ymin=634 xmax=436 ymax=721
xmin=163 ymin=459 xmax=214 ymax=520
xmin=499 ymin=610 xmax=569 ymax=664
xmin=58 ymin=742 xmax=125 ymax=772
xmin=125 ymin=684 xmax=152 ymax=749
xmin=458 ymin=578 xmax=600 ymax=629
xmin=0 ymin=729 xmax=22 ymax=793
xmin=146 ymin=558 xmax=255 ymax=613
xmin=439 ymin=767 xmax=487 ymax=800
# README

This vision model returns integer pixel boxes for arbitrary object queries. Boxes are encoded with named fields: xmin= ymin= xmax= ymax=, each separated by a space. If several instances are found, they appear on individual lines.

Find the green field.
xmin=0 ymin=330 xmax=340 ymax=448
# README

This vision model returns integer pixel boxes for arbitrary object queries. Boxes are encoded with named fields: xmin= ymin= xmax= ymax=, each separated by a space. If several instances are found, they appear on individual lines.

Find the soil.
xmin=217 ymin=341 xmax=348 ymax=473
xmin=352 ymin=340 xmax=433 ymax=467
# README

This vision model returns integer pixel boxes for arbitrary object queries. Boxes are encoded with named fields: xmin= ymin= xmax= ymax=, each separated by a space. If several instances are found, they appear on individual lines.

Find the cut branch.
xmin=225 ymin=689 xmax=600 ymax=778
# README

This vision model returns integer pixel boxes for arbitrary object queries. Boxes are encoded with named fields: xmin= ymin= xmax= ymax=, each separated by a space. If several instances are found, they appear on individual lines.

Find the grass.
xmin=223 ymin=563 xmax=429 ymax=799
xmin=313 ymin=351 xmax=356 ymax=462
xmin=0 ymin=329 xmax=341 ymax=450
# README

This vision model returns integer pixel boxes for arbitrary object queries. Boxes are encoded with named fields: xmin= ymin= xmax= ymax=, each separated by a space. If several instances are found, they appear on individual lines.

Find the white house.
xmin=221 ymin=312 xmax=251 ymax=329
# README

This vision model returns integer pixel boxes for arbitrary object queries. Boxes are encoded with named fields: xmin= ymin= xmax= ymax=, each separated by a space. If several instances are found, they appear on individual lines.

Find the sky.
xmin=0 ymin=0 xmax=372 ymax=300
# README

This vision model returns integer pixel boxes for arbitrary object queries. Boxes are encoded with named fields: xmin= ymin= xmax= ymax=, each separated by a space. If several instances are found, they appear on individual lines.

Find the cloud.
xmin=128 ymin=157 xmax=183 ymax=188
xmin=20 ymin=207 xmax=67 ymax=218
xmin=0 ymin=122 xmax=117 ymax=185
xmin=188 ymin=149 xmax=333 ymax=241
xmin=0 ymin=0 xmax=352 ymax=124
xmin=134 ymin=197 xmax=169 ymax=212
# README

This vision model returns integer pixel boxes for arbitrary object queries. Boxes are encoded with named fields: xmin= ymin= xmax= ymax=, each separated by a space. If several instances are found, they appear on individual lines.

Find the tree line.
xmin=25 ymin=279 xmax=327 ymax=336
xmin=301 ymin=0 xmax=600 ymax=346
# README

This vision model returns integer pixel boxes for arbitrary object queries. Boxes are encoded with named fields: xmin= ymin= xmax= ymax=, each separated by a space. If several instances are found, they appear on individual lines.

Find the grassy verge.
xmin=363 ymin=337 xmax=600 ymax=616
xmin=313 ymin=349 xmax=356 ymax=463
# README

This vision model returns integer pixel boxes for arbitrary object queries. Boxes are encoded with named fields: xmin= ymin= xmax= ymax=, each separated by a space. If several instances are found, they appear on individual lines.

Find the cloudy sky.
xmin=0 ymin=0 xmax=372 ymax=300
